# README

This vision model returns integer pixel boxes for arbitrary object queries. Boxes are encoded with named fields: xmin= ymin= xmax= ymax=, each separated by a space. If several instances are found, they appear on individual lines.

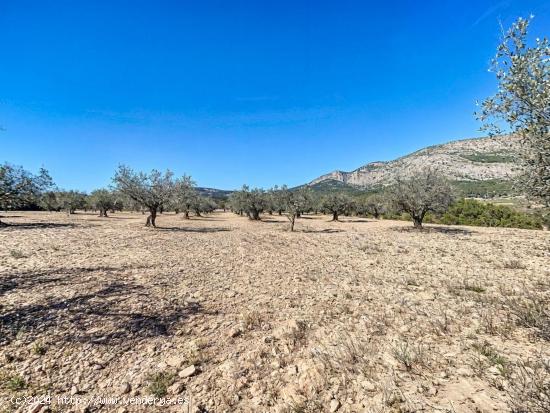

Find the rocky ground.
xmin=0 ymin=211 xmax=548 ymax=413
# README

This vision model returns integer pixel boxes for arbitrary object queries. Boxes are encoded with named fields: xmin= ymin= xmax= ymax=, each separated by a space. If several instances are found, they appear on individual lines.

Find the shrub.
xmin=441 ymin=199 xmax=542 ymax=229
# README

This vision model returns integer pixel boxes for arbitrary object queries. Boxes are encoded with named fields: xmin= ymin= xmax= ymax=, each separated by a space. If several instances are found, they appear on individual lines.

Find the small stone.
xmin=93 ymin=364 xmax=104 ymax=371
xmin=119 ymin=382 xmax=131 ymax=394
xmin=179 ymin=365 xmax=197 ymax=378
xmin=330 ymin=399 xmax=340 ymax=412
xmin=228 ymin=328 xmax=242 ymax=338
xmin=361 ymin=380 xmax=376 ymax=391
xmin=168 ymin=381 xmax=184 ymax=394
xmin=166 ymin=355 xmax=186 ymax=368
xmin=456 ymin=367 xmax=473 ymax=377
xmin=70 ymin=385 xmax=79 ymax=395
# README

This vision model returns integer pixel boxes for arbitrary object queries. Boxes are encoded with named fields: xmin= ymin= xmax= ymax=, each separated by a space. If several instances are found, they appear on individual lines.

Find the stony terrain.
xmin=0 ymin=211 xmax=548 ymax=413
xmin=310 ymin=135 xmax=523 ymax=188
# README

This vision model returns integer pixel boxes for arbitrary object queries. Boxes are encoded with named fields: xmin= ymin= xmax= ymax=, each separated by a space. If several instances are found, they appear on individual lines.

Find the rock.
xmin=166 ymin=355 xmax=186 ymax=368
xmin=330 ymin=399 xmax=340 ymax=412
xmin=118 ymin=382 xmax=131 ymax=394
xmin=228 ymin=328 xmax=242 ymax=338
xmin=168 ymin=381 xmax=184 ymax=394
xmin=179 ymin=365 xmax=197 ymax=378
xmin=361 ymin=380 xmax=376 ymax=392
xmin=456 ymin=367 xmax=473 ymax=377
xmin=70 ymin=385 xmax=79 ymax=395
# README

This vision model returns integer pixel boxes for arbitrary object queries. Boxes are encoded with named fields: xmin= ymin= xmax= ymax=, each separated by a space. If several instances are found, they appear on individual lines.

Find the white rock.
xmin=330 ymin=399 xmax=340 ymax=412
xmin=119 ymin=382 xmax=131 ymax=394
xmin=179 ymin=365 xmax=197 ymax=378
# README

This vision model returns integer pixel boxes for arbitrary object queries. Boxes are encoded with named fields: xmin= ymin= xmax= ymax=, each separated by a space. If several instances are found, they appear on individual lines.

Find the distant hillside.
xmin=196 ymin=187 xmax=232 ymax=199
xmin=308 ymin=135 xmax=522 ymax=197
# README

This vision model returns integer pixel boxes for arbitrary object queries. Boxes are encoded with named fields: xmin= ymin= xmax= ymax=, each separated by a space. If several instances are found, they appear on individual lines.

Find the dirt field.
xmin=0 ymin=211 xmax=548 ymax=413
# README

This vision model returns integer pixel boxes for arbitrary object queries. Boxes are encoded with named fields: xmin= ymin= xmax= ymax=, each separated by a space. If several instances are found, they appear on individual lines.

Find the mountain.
xmin=196 ymin=187 xmax=233 ymax=199
xmin=308 ymin=135 xmax=523 ymax=197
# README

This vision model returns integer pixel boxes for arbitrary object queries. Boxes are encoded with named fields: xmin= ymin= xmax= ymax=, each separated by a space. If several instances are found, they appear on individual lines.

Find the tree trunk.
xmin=332 ymin=211 xmax=338 ymax=221
xmin=184 ymin=211 xmax=190 ymax=219
xmin=412 ymin=215 xmax=423 ymax=228
xmin=290 ymin=215 xmax=296 ymax=232
xmin=195 ymin=210 xmax=202 ymax=217
xmin=296 ymin=211 xmax=301 ymax=218
xmin=146 ymin=208 xmax=157 ymax=227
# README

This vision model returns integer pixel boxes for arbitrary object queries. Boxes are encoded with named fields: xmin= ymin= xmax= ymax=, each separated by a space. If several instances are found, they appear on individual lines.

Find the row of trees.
xmin=0 ymin=164 xmax=219 ymax=227
xmin=1 ymin=161 xmax=455 ymax=230
xmin=227 ymin=169 xmax=455 ymax=230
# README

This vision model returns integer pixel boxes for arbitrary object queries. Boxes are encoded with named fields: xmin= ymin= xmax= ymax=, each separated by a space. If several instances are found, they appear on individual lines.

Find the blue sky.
xmin=1 ymin=1 xmax=549 ymax=191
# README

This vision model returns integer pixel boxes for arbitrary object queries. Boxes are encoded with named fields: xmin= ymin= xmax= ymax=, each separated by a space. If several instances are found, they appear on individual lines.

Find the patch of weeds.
xmin=405 ymin=277 xmax=420 ymax=287
xmin=32 ymin=342 xmax=47 ymax=356
xmin=431 ymin=309 xmax=452 ymax=335
xmin=146 ymin=371 xmax=175 ymax=398
xmin=507 ymin=355 xmax=550 ymax=413
xmin=463 ymin=281 xmax=486 ymax=293
xmin=391 ymin=340 xmax=427 ymax=372
xmin=472 ymin=341 xmax=510 ymax=376
xmin=4 ymin=374 xmax=26 ymax=391
xmin=503 ymin=259 xmax=526 ymax=270
xmin=506 ymin=294 xmax=550 ymax=341
xmin=10 ymin=250 xmax=27 ymax=259
xmin=242 ymin=310 xmax=263 ymax=330
xmin=313 ymin=332 xmax=377 ymax=378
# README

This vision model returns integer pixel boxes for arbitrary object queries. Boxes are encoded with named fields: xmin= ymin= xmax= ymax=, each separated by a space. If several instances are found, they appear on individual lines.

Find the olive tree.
xmin=389 ymin=170 xmax=455 ymax=228
xmin=173 ymin=175 xmax=198 ymax=219
xmin=0 ymin=164 xmax=53 ymax=224
xmin=57 ymin=190 xmax=87 ymax=214
xmin=478 ymin=16 xmax=549 ymax=205
xmin=321 ymin=193 xmax=353 ymax=221
xmin=89 ymin=189 xmax=115 ymax=217
xmin=113 ymin=165 xmax=174 ymax=227
xmin=230 ymin=185 xmax=267 ymax=220
xmin=282 ymin=186 xmax=313 ymax=231
xmin=360 ymin=193 xmax=386 ymax=219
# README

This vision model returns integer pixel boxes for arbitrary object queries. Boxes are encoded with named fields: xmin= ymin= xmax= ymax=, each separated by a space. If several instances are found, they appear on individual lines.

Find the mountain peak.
xmin=308 ymin=134 xmax=522 ymax=190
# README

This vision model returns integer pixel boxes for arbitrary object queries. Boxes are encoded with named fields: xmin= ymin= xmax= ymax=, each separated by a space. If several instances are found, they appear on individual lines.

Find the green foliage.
xmin=320 ymin=193 xmax=354 ymax=221
xmin=460 ymin=153 xmax=516 ymax=163
xmin=389 ymin=169 xmax=455 ymax=228
xmin=451 ymin=179 xmax=515 ymax=198
xmin=229 ymin=185 xmax=267 ymax=220
xmin=57 ymin=190 xmax=88 ymax=214
xmin=88 ymin=189 xmax=115 ymax=216
xmin=441 ymin=199 xmax=542 ymax=229
xmin=478 ymin=16 xmax=550 ymax=205
xmin=0 ymin=163 xmax=53 ymax=212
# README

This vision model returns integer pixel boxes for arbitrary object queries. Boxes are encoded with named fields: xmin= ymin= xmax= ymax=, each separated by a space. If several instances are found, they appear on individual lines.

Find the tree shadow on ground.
xmin=0 ymin=222 xmax=78 ymax=229
xmin=0 ymin=266 xmax=144 ymax=296
xmin=156 ymin=226 xmax=231 ymax=233
xmin=0 ymin=279 xmax=202 ymax=346
xmin=392 ymin=226 xmax=475 ymax=236
xmin=343 ymin=219 xmax=371 ymax=223
xmin=300 ymin=228 xmax=345 ymax=234
xmin=184 ymin=217 xmax=225 ymax=221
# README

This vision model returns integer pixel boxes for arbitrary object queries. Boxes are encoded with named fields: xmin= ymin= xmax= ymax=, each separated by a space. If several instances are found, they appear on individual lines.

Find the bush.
xmin=441 ymin=199 xmax=542 ymax=229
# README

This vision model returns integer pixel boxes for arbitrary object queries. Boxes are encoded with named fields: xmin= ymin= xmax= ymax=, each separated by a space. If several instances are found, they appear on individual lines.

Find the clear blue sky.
xmin=1 ymin=1 xmax=549 ymax=191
